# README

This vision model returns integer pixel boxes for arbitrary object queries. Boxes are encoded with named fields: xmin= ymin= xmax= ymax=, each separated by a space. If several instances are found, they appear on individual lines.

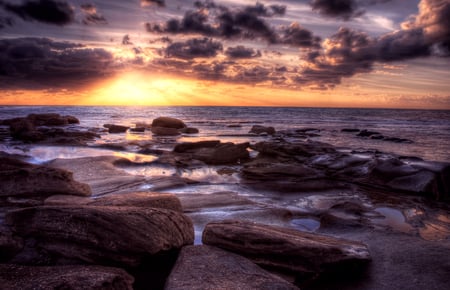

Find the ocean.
xmin=1 ymin=106 xmax=449 ymax=162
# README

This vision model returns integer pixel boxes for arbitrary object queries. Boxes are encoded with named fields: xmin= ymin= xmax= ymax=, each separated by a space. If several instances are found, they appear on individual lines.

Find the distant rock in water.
xmin=152 ymin=117 xmax=186 ymax=129
xmin=180 ymin=127 xmax=199 ymax=134
xmin=357 ymin=129 xmax=380 ymax=137
xmin=151 ymin=126 xmax=181 ymax=136
xmin=103 ymin=124 xmax=130 ymax=133
xmin=341 ymin=128 xmax=360 ymax=133
xmin=249 ymin=125 xmax=276 ymax=135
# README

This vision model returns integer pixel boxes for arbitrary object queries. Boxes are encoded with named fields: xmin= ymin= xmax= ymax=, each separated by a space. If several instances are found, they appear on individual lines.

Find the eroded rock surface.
xmin=165 ymin=245 xmax=299 ymax=290
xmin=6 ymin=205 xmax=194 ymax=266
xmin=174 ymin=141 xmax=249 ymax=165
xmin=0 ymin=157 xmax=91 ymax=206
xmin=0 ymin=264 xmax=134 ymax=290
xmin=203 ymin=220 xmax=371 ymax=282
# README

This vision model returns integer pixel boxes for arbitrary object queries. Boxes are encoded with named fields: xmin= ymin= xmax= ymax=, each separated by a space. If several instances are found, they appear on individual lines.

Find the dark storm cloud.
xmin=1 ymin=0 xmax=74 ymax=25
xmin=146 ymin=1 xmax=278 ymax=43
xmin=192 ymin=60 xmax=228 ymax=80
xmin=0 ymin=37 xmax=113 ymax=89
xmin=0 ymin=15 xmax=13 ymax=28
xmin=281 ymin=22 xmax=322 ymax=47
xmin=165 ymin=37 xmax=223 ymax=59
xmin=225 ymin=45 xmax=261 ymax=58
xmin=310 ymin=0 xmax=363 ymax=20
xmin=80 ymin=3 xmax=107 ymax=25
xmin=122 ymin=34 xmax=133 ymax=45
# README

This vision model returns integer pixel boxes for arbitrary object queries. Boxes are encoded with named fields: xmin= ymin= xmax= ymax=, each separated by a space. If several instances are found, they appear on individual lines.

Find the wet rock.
xmin=6 ymin=205 xmax=194 ymax=266
xmin=177 ymin=192 xmax=254 ymax=212
xmin=180 ymin=127 xmax=199 ymax=134
xmin=370 ymin=134 xmax=384 ymax=140
xmin=104 ymin=124 xmax=130 ymax=133
xmin=0 ymin=225 xmax=23 ymax=262
xmin=383 ymin=137 xmax=413 ymax=143
xmin=165 ymin=245 xmax=299 ymax=290
xmin=341 ymin=128 xmax=360 ymax=133
xmin=202 ymin=220 xmax=371 ymax=281
xmin=357 ymin=130 xmax=380 ymax=137
xmin=45 ymin=192 xmax=183 ymax=212
xmin=227 ymin=124 xmax=242 ymax=128
xmin=130 ymin=127 xmax=145 ymax=132
xmin=9 ymin=118 xmax=44 ymax=142
xmin=151 ymin=126 xmax=181 ymax=136
xmin=27 ymin=113 xmax=79 ymax=126
xmin=250 ymin=140 xmax=336 ymax=159
xmin=0 ymin=264 xmax=134 ymax=290
xmin=174 ymin=141 xmax=249 ymax=165
xmin=0 ymin=157 xmax=91 ymax=206
xmin=152 ymin=117 xmax=186 ymax=129
xmin=249 ymin=125 xmax=276 ymax=135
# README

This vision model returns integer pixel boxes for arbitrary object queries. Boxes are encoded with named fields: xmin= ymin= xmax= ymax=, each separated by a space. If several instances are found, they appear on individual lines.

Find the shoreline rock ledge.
xmin=202 ymin=220 xmax=371 ymax=285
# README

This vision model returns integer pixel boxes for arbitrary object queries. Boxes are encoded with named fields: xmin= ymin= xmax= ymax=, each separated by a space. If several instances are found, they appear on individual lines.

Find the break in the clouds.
xmin=1 ymin=0 xmax=74 ymax=25
xmin=0 ymin=37 xmax=113 ymax=89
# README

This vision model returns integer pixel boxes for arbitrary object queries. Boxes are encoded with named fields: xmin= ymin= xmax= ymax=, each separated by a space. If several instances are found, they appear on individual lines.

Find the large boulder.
xmin=151 ymin=126 xmax=181 ymax=136
xmin=202 ymin=220 xmax=371 ymax=281
xmin=0 ymin=264 xmax=133 ymax=290
xmin=45 ymin=192 xmax=183 ymax=212
xmin=152 ymin=117 xmax=186 ymax=129
xmin=103 ymin=124 xmax=130 ymax=133
xmin=165 ymin=245 xmax=298 ymax=290
xmin=6 ymin=205 xmax=194 ymax=266
xmin=0 ymin=157 xmax=91 ymax=206
xmin=174 ymin=141 xmax=249 ymax=165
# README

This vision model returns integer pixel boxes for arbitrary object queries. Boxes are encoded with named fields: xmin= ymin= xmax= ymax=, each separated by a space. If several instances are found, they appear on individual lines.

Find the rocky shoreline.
xmin=1 ymin=113 xmax=450 ymax=289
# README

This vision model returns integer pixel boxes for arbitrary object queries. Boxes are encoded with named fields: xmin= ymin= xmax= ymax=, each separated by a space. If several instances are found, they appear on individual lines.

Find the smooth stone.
xmin=104 ymin=124 xmax=130 ymax=133
xmin=177 ymin=192 xmax=254 ymax=212
xmin=180 ymin=127 xmax=199 ymax=134
xmin=174 ymin=141 xmax=249 ymax=165
xmin=249 ymin=125 xmax=276 ymax=135
xmin=0 ymin=264 xmax=133 ymax=290
xmin=151 ymin=126 xmax=181 ymax=136
xmin=130 ymin=127 xmax=146 ymax=132
xmin=152 ymin=117 xmax=186 ymax=129
xmin=7 ymin=205 xmax=194 ymax=266
xmin=45 ymin=192 xmax=183 ymax=212
xmin=165 ymin=245 xmax=299 ymax=290
xmin=0 ymin=157 xmax=91 ymax=206
xmin=202 ymin=220 xmax=371 ymax=279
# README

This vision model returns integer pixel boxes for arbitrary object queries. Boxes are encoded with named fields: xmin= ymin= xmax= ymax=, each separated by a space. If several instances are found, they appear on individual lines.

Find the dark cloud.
xmin=225 ymin=45 xmax=261 ymax=58
xmin=0 ymin=15 xmax=13 ymax=28
xmin=122 ymin=34 xmax=132 ymax=45
xmin=310 ymin=0 xmax=363 ymax=20
xmin=141 ymin=0 xmax=164 ymax=7
xmin=281 ymin=22 xmax=322 ymax=47
xmin=297 ymin=0 xmax=450 ymax=88
xmin=2 ymin=0 xmax=74 ymax=25
xmin=80 ymin=3 xmax=107 ymax=25
xmin=165 ymin=37 xmax=223 ymax=59
xmin=242 ymin=3 xmax=286 ymax=17
xmin=0 ymin=37 xmax=113 ymax=89
xmin=146 ymin=1 xmax=278 ymax=43
xmin=192 ymin=60 xmax=229 ymax=80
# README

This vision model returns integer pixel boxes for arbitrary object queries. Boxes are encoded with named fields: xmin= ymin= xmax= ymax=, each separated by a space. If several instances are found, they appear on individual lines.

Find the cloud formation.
xmin=225 ymin=46 xmax=261 ymax=58
xmin=1 ymin=0 xmax=74 ymax=25
xmin=0 ymin=37 xmax=113 ymax=89
xmin=310 ymin=0 xmax=363 ymax=20
xmin=80 ymin=3 xmax=107 ymax=25
xmin=165 ymin=37 xmax=223 ymax=59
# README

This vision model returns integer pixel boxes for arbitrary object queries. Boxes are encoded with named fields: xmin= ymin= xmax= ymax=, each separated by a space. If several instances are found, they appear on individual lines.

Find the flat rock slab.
xmin=177 ymin=191 xmax=255 ymax=212
xmin=6 ymin=205 xmax=194 ymax=267
xmin=0 ymin=157 xmax=91 ymax=206
xmin=165 ymin=245 xmax=298 ymax=290
xmin=202 ymin=220 xmax=371 ymax=279
xmin=45 ymin=192 xmax=183 ymax=212
xmin=0 ymin=264 xmax=134 ymax=290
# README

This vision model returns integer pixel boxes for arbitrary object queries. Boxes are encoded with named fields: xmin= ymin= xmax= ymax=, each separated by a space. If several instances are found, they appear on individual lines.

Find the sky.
xmin=0 ymin=0 xmax=449 ymax=108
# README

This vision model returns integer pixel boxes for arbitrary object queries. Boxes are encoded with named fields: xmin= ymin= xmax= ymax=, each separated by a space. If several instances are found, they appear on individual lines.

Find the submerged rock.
xmin=0 ymin=264 xmax=133 ymax=290
xmin=180 ymin=127 xmax=199 ymax=134
xmin=202 ymin=220 xmax=371 ymax=282
xmin=6 ymin=205 xmax=194 ymax=266
xmin=103 ymin=124 xmax=130 ymax=133
xmin=165 ymin=245 xmax=299 ymax=290
xmin=0 ymin=157 xmax=91 ymax=207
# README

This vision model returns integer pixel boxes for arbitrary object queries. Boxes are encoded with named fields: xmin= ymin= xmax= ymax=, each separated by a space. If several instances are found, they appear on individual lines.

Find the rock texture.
xmin=104 ymin=124 xmax=130 ymax=133
xmin=0 ymin=264 xmax=134 ymax=290
xmin=6 ymin=205 xmax=194 ymax=266
xmin=202 ymin=220 xmax=371 ymax=280
xmin=152 ymin=117 xmax=186 ymax=129
xmin=174 ymin=141 xmax=249 ymax=165
xmin=249 ymin=125 xmax=276 ymax=135
xmin=0 ymin=157 xmax=91 ymax=206
xmin=45 ymin=192 xmax=183 ymax=212
xmin=165 ymin=245 xmax=299 ymax=290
